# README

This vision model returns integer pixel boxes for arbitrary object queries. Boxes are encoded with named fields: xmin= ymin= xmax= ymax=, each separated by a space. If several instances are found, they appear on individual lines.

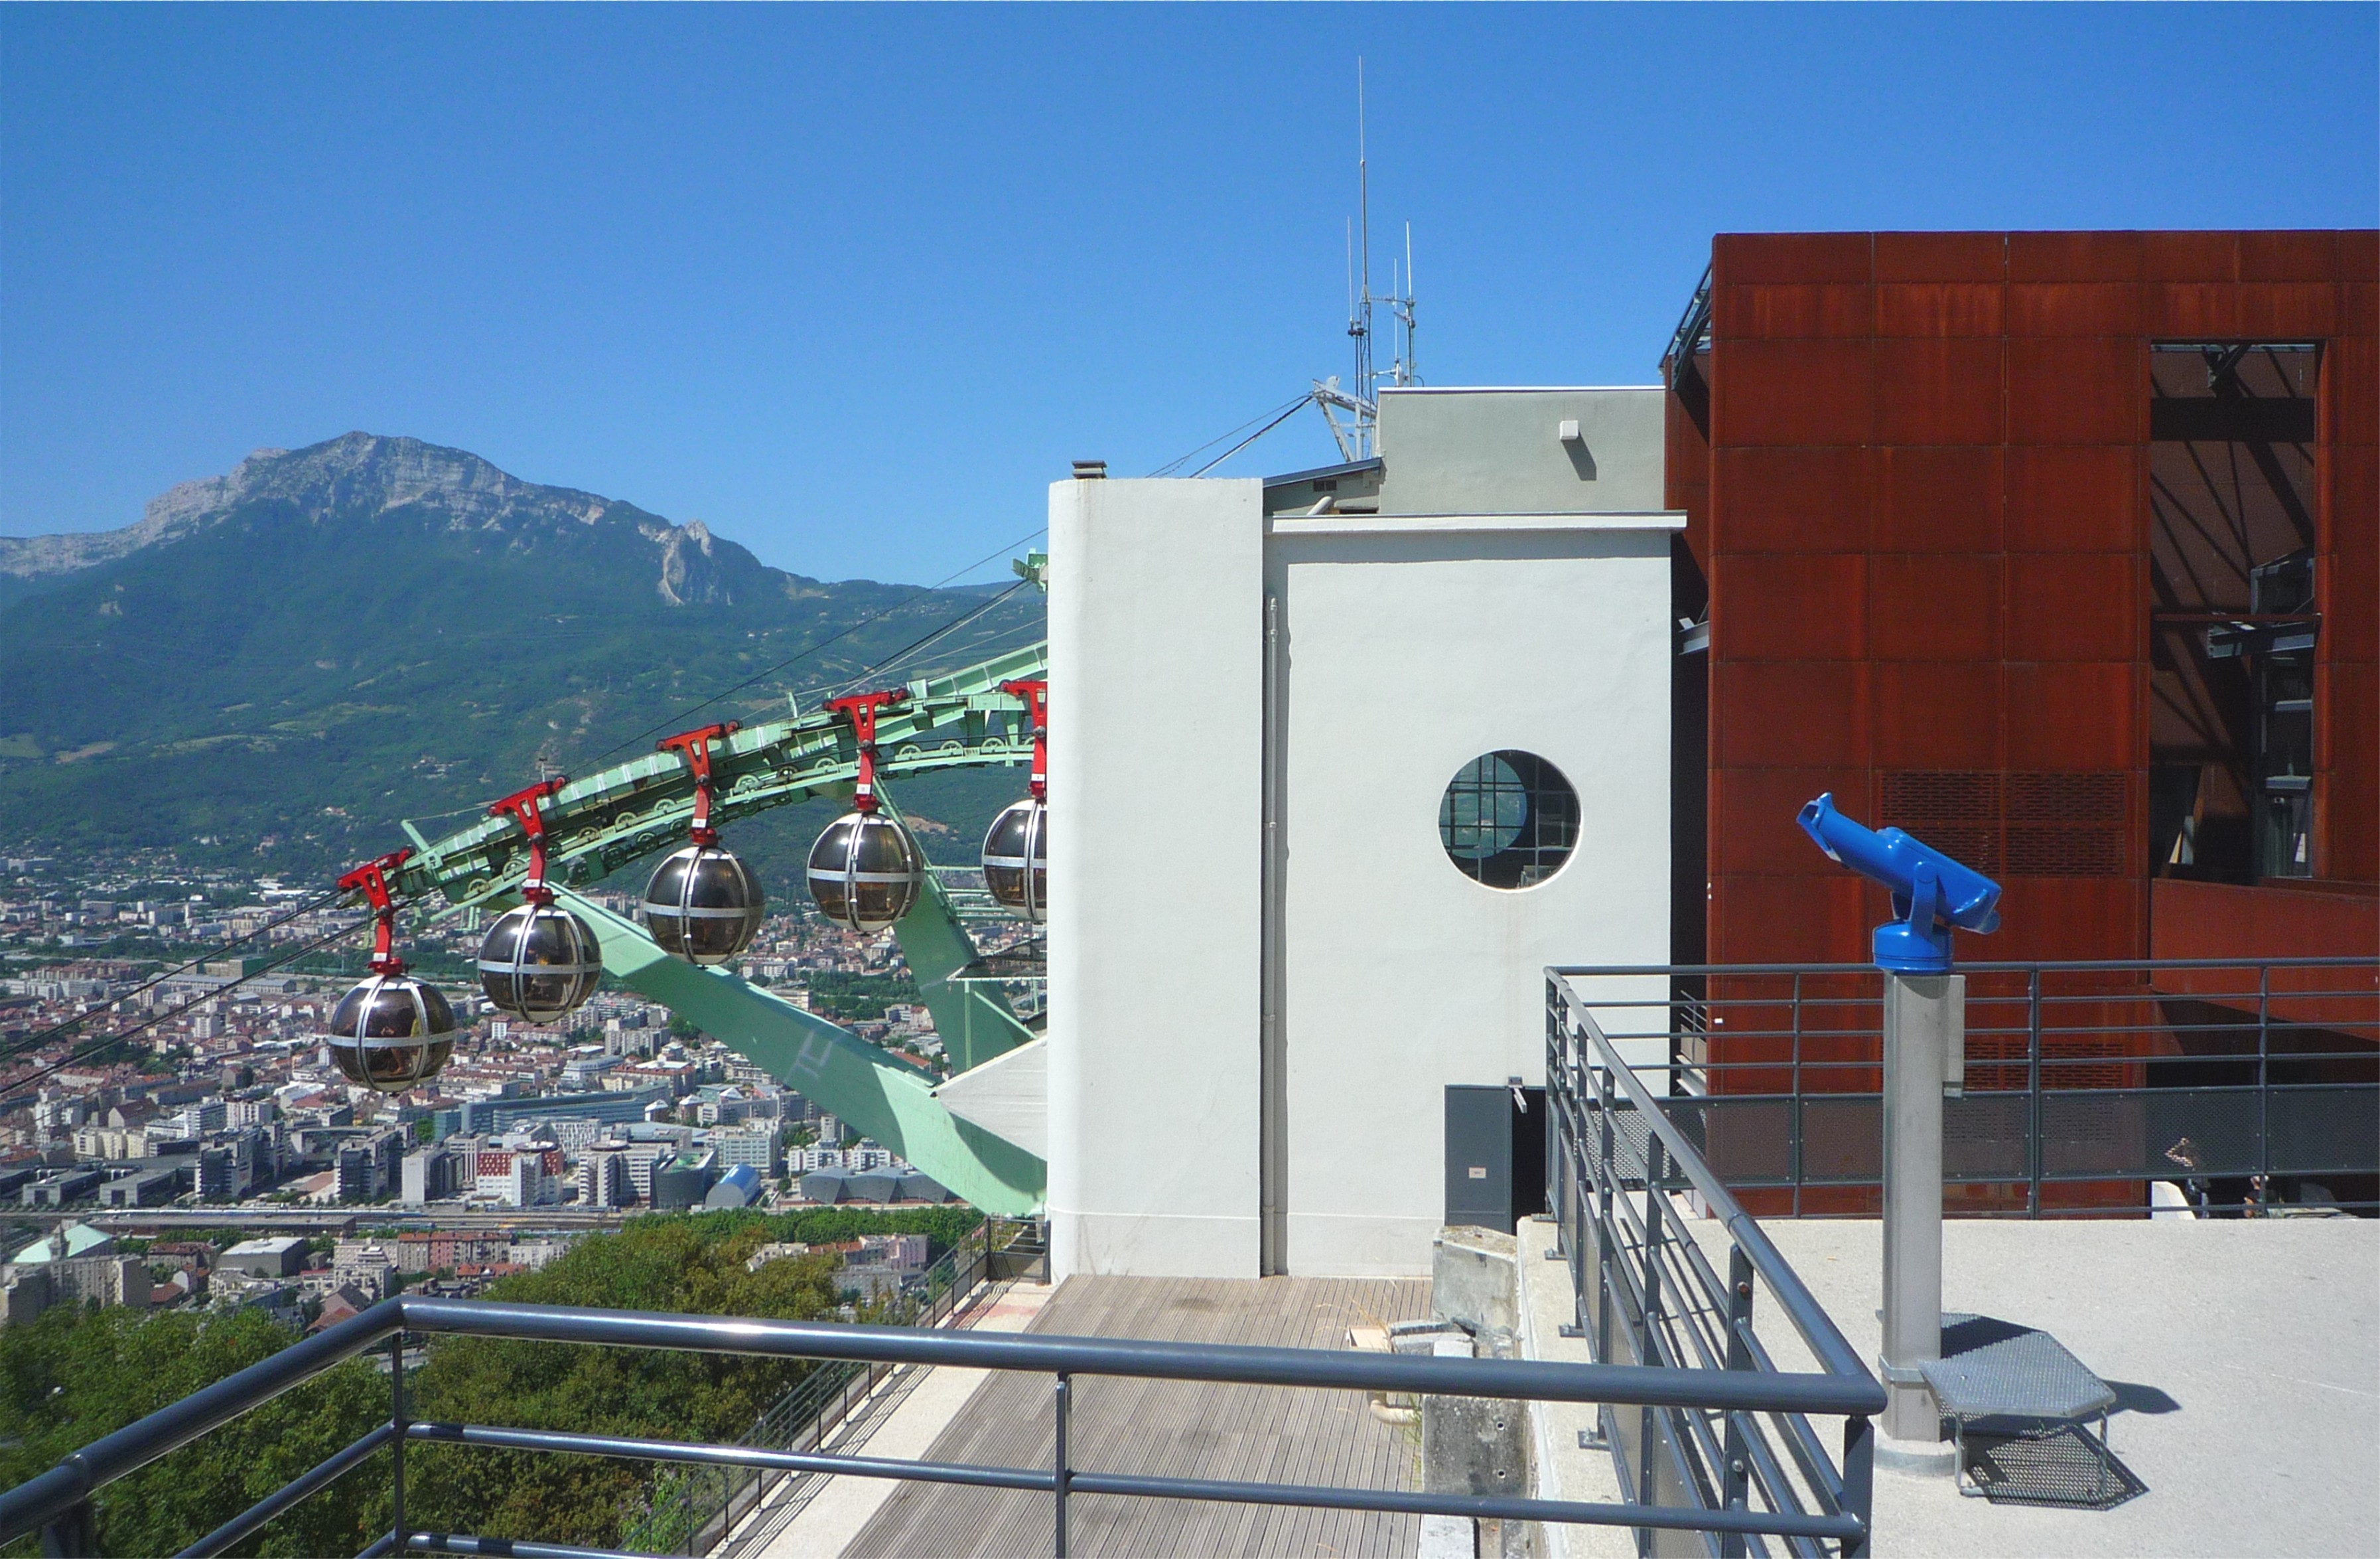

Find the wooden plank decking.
xmin=842 ymin=1274 xmax=1431 ymax=1558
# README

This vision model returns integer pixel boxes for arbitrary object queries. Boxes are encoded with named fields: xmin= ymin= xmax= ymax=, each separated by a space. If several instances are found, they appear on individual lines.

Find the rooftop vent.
xmin=1072 ymin=460 xmax=1107 ymax=481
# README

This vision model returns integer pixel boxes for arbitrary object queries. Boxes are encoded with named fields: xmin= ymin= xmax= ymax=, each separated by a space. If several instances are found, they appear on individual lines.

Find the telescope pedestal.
xmin=1880 ymin=972 xmax=1964 ymax=1451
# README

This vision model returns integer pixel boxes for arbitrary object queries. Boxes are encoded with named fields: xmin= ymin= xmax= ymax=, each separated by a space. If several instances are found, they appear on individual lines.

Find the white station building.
xmin=1045 ymin=386 xmax=1679 ymax=1280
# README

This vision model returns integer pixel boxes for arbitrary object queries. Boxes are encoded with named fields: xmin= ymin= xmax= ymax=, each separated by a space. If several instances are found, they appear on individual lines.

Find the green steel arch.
xmin=382 ymin=638 xmax=1050 ymax=1215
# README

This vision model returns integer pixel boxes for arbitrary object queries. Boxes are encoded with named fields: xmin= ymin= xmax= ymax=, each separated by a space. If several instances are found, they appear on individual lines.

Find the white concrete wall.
xmin=1046 ymin=477 xmax=1266 ymax=1279
xmin=1270 ymin=513 xmax=1677 ymax=1276
xmin=1375 ymin=387 xmax=1666 ymax=515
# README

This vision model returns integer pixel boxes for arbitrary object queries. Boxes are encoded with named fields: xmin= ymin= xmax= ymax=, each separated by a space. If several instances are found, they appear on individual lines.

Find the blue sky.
xmin=3 ymin=4 xmax=2374 ymax=584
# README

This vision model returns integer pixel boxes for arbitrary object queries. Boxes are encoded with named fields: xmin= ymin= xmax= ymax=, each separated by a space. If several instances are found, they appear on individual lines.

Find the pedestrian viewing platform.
xmin=1519 ymin=1211 xmax=2378 ymax=1559
xmin=738 ymin=1213 xmax=2377 ymax=1558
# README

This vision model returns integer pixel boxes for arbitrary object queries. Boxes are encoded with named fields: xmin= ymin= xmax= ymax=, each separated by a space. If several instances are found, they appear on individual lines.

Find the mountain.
xmin=0 ymin=434 xmax=1041 ymax=885
xmin=3 ymin=433 xmax=792 ymax=607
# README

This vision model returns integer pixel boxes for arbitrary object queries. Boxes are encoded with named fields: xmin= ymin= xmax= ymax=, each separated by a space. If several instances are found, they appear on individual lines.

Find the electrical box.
xmin=1444 ymin=1084 xmax=1547 ymax=1233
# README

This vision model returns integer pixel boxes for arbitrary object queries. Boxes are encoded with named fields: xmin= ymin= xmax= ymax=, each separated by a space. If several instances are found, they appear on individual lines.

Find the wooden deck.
xmin=843 ymin=1274 xmax=1432 ymax=1558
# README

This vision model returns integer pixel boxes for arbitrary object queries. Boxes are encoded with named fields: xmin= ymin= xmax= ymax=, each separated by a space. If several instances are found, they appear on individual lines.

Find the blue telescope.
xmin=1797 ymin=793 xmax=2002 ymax=973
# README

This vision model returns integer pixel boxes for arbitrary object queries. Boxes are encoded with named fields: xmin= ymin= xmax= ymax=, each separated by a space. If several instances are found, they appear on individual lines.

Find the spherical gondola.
xmin=807 ymin=810 xmax=923 ymax=933
xmin=478 ymin=899 xmax=603 ymax=1023
xmin=981 ymin=796 xmax=1048 ymax=923
xmin=644 ymin=843 xmax=766 ymax=964
xmin=326 ymin=972 xmax=457 ymax=1092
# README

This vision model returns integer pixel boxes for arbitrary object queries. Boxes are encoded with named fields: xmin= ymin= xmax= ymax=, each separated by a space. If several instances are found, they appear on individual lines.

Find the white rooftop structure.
xmin=1047 ymin=386 xmax=1681 ymax=1280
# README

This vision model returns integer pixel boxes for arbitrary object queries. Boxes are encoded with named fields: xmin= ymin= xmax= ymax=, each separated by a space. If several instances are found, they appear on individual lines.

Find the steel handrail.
xmin=0 ymin=1301 xmax=401 ymax=1539
xmin=0 ymin=1289 xmax=1884 ymax=1550
xmin=399 ymin=1423 xmax=1870 ymax=1544
xmin=1553 ymin=977 xmax=1878 ymax=1388
xmin=400 ymin=1296 xmax=1882 ymax=1411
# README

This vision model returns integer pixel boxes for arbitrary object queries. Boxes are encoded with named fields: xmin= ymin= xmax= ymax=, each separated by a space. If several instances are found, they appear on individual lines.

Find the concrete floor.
xmin=1524 ymin=1213 xmax=2380 ymax=1559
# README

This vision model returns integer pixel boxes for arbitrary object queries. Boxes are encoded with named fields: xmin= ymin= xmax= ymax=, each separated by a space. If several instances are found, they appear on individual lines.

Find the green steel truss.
xmin=388 ymin=640 xmax=1048 ymax=913
xmin=382 ymin=637 xmax=1050 ymax=1211
xmin=562 ymin=891 xmax=1044 ymax=1215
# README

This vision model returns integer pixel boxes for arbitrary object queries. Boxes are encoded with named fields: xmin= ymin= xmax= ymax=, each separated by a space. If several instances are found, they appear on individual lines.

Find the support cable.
xmin=818 ymin=579 xmax=1034 ymax=701
xmin=1187 ymin=398 xmax=1316 ymax=479
xmin=591 ymin=528 xmax=1049 ymax=765
xmin=1147 ymin=394 xmax=1309 ymax=478
xmin=0 ymin=887 xmax=348 ymax=1066
xmin=0 ymin=915 xmax=376 ymax=1099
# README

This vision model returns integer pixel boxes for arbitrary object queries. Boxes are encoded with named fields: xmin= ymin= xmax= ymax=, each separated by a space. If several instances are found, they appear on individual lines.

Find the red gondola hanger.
xmin=327 ymin=846 xmax=457 ymax=1092
xmin=644 ymin=722 xmax=766 ymax=965
xmin=336 ymin=848 xmax=413 ymax=974
xmin=981 ymin=678 xmax=1050 ymax=923
xmin=658 ymin=721 xmax=739 ymax=845
xmin=999 ymin=678 xmax=1048 ymax=800
xmin=488 ymin=777 xmax=568 ymax=903
xmin=807 ymin=690 xmax=922 ymax=932
xmin=478 ymin=776 xmax=602 ymax=1022
xmin=824 ymin=690 xmax=906 ymax=813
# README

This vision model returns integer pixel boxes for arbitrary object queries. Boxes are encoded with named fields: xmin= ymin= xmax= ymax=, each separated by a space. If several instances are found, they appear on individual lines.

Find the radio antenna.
xmin=1310 ymin=56 xmax=1420 ymax=459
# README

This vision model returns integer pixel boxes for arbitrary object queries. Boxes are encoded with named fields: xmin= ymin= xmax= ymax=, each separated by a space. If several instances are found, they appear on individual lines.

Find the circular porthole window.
xmin=1438 ymin=751 xmax=1580 ymax=889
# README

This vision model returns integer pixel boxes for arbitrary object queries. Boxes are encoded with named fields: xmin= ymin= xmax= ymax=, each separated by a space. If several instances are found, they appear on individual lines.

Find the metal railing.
xmin=0 ymin=1282 xmax=1888 ymax=1558
xmin=628 ymin=1221 xmax=1013 ymax=1555
xmin=1554 ymin=959 xmax=2380 ymax=1217
xmin=1547 ymin=977 xmax=1887 ymax=1559
xmin=1664 ymin=262 xmax=1715 ymax=385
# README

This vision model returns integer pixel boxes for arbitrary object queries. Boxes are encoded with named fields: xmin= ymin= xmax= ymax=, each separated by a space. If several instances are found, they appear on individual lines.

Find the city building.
xmin=218 ymin=1236 xmax=307 ymax=1280
xmin=576 ymin=1146 xmax=630 ymax=1209
xmin=400 ymin=1144 xmax=462 ymax=1205
xmin=432 ymin=1086 xmax=671 ymax=1141
xmin=20 ymin=1167 xmax=102 ymax=1207
xmin=559 ymin=1047 xmax=621 ymax=1090
xmin=425 ymin=1230 xmax=511 ymax=1273
xmin=196 ymin=1130 xmax=268 ymax=1201
xmin=650 ymin=1149 xmax=718 ymax=1211
xmin=5 ymin=1223 xmax=115 ymax=1268
xmin=861 ymin=1232 xmax=930 ymax=1271
xmin=100 ymin=1166 xmax=182 ymax=1207
xmin=472 ymin=1147 xmax=562 ymax=1208
xmin=703 ymin=1162 xmax=762 ymax=1209
xmin=1 ymin=1256 xmax=151 ymax=1323
xmin=708 ymin=1122 xmax=781 ymax=1175
xmin=333 ymin=1128 xmax=405 ymax=1203
xmin=330 ymin=1240 xmax=394 ymax=1301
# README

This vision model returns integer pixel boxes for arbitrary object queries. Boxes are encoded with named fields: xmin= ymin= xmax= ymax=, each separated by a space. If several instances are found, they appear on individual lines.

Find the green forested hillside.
xmin=0 ymin=434 xmax=1042 ymax=885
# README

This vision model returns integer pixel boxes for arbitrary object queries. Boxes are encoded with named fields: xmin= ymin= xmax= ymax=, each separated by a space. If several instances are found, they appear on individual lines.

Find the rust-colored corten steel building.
xmin=1665 ymin=230 xmax=2377 ymax=972
xmin=1661 ymin=232 xmax=2376 ymax=1209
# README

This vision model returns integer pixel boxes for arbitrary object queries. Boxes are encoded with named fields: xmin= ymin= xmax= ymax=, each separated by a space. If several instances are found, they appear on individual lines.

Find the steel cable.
xmin=0 ymin=887 xmax=350 ymax=1065
xmin=0 ymin=914 xmax=378 ymax=1099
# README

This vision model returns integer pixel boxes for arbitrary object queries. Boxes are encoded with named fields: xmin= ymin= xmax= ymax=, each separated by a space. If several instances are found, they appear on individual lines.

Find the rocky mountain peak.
xmin=0 ymin=433 xmax=721 ymax=587
xmin=145 ymin=432 xmax=613 ymax=535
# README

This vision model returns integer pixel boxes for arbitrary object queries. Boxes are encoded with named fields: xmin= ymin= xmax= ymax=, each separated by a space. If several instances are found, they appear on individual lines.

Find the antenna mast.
xmin=1390 ymin=222 xmax=1420 ymax=388
xmin=1348 ymin=58 xmax=1374 ymax=440
xmin=1310 ymin=57 xmax=1417 ymax=463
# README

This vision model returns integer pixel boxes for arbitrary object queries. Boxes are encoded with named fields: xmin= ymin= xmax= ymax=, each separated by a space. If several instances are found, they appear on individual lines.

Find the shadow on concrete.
xmin=2105 ymin=1380 xmax=2182 ymax=1416
xmin=1940 ymin=1313 xmax=2033 ymax=1354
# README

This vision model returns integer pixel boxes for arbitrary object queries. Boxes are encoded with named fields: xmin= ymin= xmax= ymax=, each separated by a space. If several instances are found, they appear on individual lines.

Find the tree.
xmin=0 ymin=1305 xmax=387 ymax=1558
xmin=0 ymin=1210 xmax=985 ymax=1555
xmin=399 ymin=1217 xmax=842 ymax=1547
